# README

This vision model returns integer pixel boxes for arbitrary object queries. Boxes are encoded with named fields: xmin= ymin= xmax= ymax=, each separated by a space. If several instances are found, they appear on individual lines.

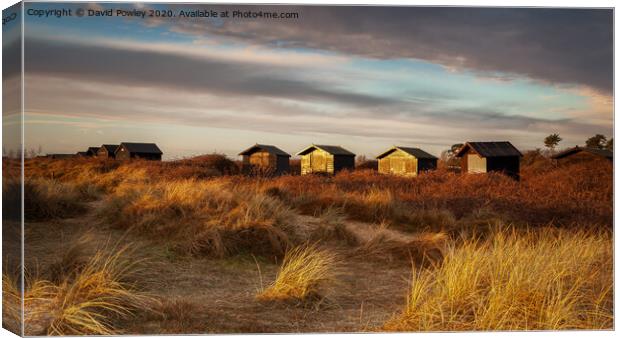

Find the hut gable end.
xmin=97 ymin=144 xmax=119 ymax=158
xmin=456 ymin=141 xmax=521 ymax=179
xmin=86 ymin=147 xmax=99 ymax=156
xmin=297 ymin=144 xmax=355 ymax=175
xmin=377 ymin=146 xmax=437 ymax=176
xmin=115 ymin=142 xmax=162 ymax=161
xmin=239 ymin=144 xmax=291 ymax=175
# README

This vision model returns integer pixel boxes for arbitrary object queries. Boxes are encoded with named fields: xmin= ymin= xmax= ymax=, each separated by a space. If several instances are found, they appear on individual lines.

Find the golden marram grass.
xmin=3 ymin=245 xmax=152 ymax=335
xmin=384 ymin=228 xmax=613 ymax=331
xmin=257 ymin=243 xmax=339 ymax=303
xmin=3 ymin=155 xmax=612 ymax=333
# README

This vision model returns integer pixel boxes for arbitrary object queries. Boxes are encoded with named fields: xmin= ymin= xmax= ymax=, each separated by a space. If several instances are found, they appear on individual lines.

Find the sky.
xmin=2 ymin=3 xmax=613 ymax=159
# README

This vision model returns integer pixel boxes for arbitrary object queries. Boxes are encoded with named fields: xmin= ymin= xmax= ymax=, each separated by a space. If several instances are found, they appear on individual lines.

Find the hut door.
xmin=390 ymin=157 xmax=406 ymax=174
xmin=302 ymin=154 xmax=310 ymax=173
xmin=250 ymin=152 xmax=270 ymax=167
xmin=259 ymin=152 xmax=270 ymax=167
xmin=311 ymin=151 xmax=326 ymax=172
xmin=467 ymin=154 xmax=487 ymax=173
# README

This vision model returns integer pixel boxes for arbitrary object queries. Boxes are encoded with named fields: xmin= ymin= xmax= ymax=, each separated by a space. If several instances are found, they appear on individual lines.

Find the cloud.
xmin=24 ymin=37 xmax=398 ymax=109
xmin=146 ymin=6 xmax=612 ymax=94
xmin=24 ymin=73 xmax=609 ymax=155
xmin=18 ymin=8 xmax=613 ymax=157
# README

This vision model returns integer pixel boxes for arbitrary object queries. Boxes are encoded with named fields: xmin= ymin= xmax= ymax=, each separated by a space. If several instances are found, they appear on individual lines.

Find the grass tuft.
xmin=4 ymin=246 xmax=152 ymax=335
xmin=256 ymin=243 xmax=338 ymax=303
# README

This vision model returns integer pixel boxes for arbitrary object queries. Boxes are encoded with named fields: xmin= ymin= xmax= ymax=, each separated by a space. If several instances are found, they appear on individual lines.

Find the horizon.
xmin=3 ymin=4 xmax=613 ymax=160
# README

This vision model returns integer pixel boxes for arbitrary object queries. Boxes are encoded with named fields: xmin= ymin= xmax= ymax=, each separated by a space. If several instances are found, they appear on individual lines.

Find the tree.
xmin=543 ymin=134 xmax=562 ymax=152
xmin=451 ymin=143 xmax=464 ymax=154
xmin=605 ymin=138 xmax=613 ymax=151
xmin=586 ymin=134 xmax=607 ymax=149
xmin=440 ymin=143 xmax=464 ymax=167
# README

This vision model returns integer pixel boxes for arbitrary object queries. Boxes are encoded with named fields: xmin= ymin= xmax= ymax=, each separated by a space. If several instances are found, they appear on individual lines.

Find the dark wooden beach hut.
xmin=376 ymin=146 xmax=437 ymax=176
xmin=115 ymin=142 xmax=162 ymax=161
xmin=551 ymin=146 xmax=613 ymax=163
xmin=297 ymin=144 xmax=355 ymax=175
xmin=455 ymin=141 xmax=522 ymax=179
xmin=97 ymin=144 xmax=119 ymax=159
xmin=239 ymin=144 xmax=291 ymax=175
xmin=86 ymin=147 xmax=99 ymax=157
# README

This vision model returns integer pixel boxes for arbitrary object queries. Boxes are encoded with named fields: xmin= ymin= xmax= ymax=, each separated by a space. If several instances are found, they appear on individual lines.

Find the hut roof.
xmin=551 ymin=146 xmax=613 ymax=160
xmin=376 ymin=146 xmax=437 ymax=160
xmin=239 ymin=144 xmax=290 ymax=157
xmin=86 ymin=147 xmax=99 ymax=154
xmin=456 ymin=141 xmax=522 ymax=158
xmin=76 ymin=151 xmax=88 ymax=156
xmin=117 ymin=142 xmax=162 ymax=155
xmin=100 ymin=144 xmax=119 ymax=153
xmin=297 ymin=144 xmax=355 ymax=156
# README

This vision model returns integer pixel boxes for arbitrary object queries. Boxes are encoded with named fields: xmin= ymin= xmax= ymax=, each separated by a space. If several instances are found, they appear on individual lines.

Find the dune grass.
xmin=383 ymin=227 xmax=613 ymax=331
xmin=21 ymin=177 xmax=86 ymax=221
xmin=99 ymin=179 xmax=295 ymax=258
xmin=4 ymin=246 xmax=152 ymax=335
xmin=15 ymin=156 xmax=614 ymax=332
xmin=264 ymin=161 xmax=612 ymax=228
xmin=2 ymin=272 xmax=22 ymax=334
xmin=256 ymin=243 xmax=338 ymax=303
xmin=310 ymin=207 xmax=359 ymax=246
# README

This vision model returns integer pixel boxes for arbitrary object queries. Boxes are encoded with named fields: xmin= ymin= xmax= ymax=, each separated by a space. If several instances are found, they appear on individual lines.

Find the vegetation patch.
xmin=99 ymin=179 xmax=296 ymax=259
xmin=383 ymin=227 xmax=613 ymax=331
xmin=256 ymin=243 xmax=339 ymax=304
xmin=4 ymin=246 xmax=152 ymax=335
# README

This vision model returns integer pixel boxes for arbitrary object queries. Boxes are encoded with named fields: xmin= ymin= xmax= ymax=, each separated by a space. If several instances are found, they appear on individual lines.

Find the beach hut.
xmin=455 ymin=141 xmax=522 ymax=179
xmin=97 ymin=144 xmax=119 ymax=159
xmin=239 ymin=144 xmax=291 ymax=175
xmin=85 ymin=147 xmax=99 ymax=157
xmin=115 ymin=142 xmax=162 ymax=161
xmin=551 ymin=146 xmax=612 ymax=162
xmin=297 ymin=144 xmax=355 ymax=175
xmin=376 ymin=146 xmax=437 ymax=176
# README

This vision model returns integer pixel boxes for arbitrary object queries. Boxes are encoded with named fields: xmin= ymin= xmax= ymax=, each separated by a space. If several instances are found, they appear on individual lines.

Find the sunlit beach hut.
xmin=551 ymin=146 xmax=613 ymax=162
xmin=455 ymin=141 xmax=522 ymax=179
xmin=376 ymin=146 xmax=437 ymax=176
xmin=115 ymin=142 xmax=163 ymax=161
xmin=297 ymin=144 xmax=355 ymax=175
xmin=239 ymin=144 xmax=291 ymax=175
xmin=97 ymin=144 xmax=119 ymax=159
